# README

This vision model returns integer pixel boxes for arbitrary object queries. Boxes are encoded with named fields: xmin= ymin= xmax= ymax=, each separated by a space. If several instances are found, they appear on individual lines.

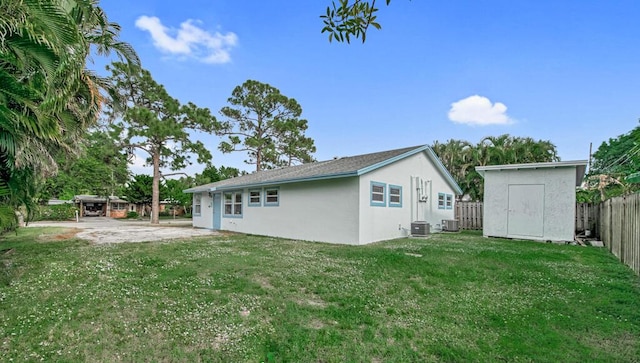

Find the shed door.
xmin=507 ymin=184 xmax=544 ymax=238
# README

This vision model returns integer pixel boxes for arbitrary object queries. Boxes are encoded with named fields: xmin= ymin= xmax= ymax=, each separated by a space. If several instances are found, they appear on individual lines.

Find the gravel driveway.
xmin=28 ymin=217 xmax=220 ymax=244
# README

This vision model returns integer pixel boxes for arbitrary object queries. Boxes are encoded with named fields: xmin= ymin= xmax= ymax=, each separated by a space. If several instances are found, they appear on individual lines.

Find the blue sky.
xmin=95 ymin=0 xmax=640 ymax=176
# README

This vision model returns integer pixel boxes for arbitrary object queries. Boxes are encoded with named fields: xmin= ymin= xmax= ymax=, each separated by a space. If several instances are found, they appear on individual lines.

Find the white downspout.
xmin=410 ymin=176 xmax=415 ymax=221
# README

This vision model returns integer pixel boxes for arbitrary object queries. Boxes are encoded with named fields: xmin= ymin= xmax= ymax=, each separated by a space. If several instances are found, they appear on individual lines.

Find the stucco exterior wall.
xmin=358 ymin=151 xmax=457 ymax=244
xmin=483 ymin=167 xmax=576 ymax=241
xmin=220 ymin=178 xmax=360 ymax=244
xmin=191 ymin=192 xmax=214 ymax=229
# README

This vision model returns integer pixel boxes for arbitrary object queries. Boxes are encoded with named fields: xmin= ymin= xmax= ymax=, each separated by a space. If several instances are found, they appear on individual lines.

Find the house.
xmin=184 ymin=145 xmax=462 ymax=245
xmin=73 ymin=195 xmax=133 ymax=218
xmin=476 ymin=160 xmax=588 ymax=242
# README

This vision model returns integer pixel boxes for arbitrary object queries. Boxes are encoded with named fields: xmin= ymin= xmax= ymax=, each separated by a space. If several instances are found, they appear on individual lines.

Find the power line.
xmin=600 ymin=143 xmax=640 ymax=172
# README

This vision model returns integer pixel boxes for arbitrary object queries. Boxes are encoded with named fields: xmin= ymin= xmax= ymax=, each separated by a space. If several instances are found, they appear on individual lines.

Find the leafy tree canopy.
xmin=39 ymin=129 xmax=129 ymax=201
xmin=124 ymin=174 xmax=165 ymax=205
xmin=580 ymin=124 xmax=640 ymax=202
xmin=321 ymin=0 xmax=392 ymax=43
xmin=431 ymin=135 xmax=559 ymax=201
xmin=107 ymin=61 xmax=216 ymax=224
xmin=198 ymin=165 xmax=241 ymax=184
xmin=217 ymin=80 xmax=316 ymax=171
xmin=0 ymin=0 xmax=138 ymax=231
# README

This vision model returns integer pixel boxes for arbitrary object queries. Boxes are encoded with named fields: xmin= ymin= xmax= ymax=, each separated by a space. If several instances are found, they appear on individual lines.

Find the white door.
xmin=507 ymin=184 xmax=544 ymax=238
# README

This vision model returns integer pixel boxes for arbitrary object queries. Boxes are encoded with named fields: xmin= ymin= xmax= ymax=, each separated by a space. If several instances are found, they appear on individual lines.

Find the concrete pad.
xmin=27 ymin=217 xmax=220 ymax=244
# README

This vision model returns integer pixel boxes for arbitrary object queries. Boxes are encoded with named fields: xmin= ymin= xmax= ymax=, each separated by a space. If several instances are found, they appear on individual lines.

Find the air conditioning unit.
xmin=411 ymin=221 xmax=430 ymax=237
xmin=442 ymin=219 xmax=459 ymax=232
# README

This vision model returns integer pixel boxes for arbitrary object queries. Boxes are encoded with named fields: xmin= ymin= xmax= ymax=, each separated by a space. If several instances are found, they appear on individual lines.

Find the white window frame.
xmin=224 ymin=191 xmax=243 ymax=217
xmin=437 ymin=193 xmax=445 ymax=210
xmin=389 ymin=185 xmax=402 ymax=207
xmin=248 ymin=189 xmax=261 ymax=207
xmin=194 ymin=193 xmax=202 ymax=216
xmin=370 ymin=181 xmax=386 ymax=207
xmin=264 ymin=188 xmax=279 ymax=206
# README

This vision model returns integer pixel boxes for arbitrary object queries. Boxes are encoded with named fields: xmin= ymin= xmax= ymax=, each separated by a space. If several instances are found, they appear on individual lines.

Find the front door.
xmin=213 ymin=193 xmax=222 ymax=230
xmin=507 ymin=184 xmax=544 ymax=238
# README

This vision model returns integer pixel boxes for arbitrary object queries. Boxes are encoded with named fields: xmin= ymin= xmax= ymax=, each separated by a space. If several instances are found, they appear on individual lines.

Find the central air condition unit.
xmin=411 ymin=221 xmax=430 ymax=237
xmin=442 ymin=219 xmax=459 ymax=232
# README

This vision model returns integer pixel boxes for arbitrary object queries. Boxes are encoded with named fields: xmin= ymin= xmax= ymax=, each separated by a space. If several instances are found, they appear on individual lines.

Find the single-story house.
xmin=184 ymin=145 xmax=462 ymax=245
xmin=476 ymin=160 xmax=588 ymax=242
xmin=73 ymin=195 xmax=132 ymax=218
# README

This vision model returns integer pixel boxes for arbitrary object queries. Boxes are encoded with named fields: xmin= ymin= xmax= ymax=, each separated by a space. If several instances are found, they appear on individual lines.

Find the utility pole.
xmin=588 ymin=142 xmax=592 ymax=173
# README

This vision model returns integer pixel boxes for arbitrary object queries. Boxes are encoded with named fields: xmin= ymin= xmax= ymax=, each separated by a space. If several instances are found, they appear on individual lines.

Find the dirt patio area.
xmin=28 ymin=217 xmax=220 ymax=244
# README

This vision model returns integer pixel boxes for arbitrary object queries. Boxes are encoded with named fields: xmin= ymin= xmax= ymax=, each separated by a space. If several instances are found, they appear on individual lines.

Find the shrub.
xmin=158 ymin=210 xmax=171 ymax=217
xmin=34 ymin=204 xmax=78 ymax=221
xmin=126 ymin=211 xmax=139 ymax=219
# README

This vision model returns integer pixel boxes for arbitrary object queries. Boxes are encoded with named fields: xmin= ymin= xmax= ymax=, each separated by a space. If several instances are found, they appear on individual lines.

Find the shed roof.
xmin=475 ymin=160 xmax=588 ymax=186
xmin=185 ymin=145 xmax=463 ymax=194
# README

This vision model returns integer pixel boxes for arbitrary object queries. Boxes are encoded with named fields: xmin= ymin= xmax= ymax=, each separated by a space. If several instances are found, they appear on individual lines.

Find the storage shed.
xmin=476 ymin=160 xmax=587 ymax=242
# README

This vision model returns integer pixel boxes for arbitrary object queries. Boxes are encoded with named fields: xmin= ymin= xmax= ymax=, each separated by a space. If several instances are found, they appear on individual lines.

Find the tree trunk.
xmin=151 ymin=151 xmax=160 ymax=224
xmin=256 ymin=146 xmax=262 ymax=172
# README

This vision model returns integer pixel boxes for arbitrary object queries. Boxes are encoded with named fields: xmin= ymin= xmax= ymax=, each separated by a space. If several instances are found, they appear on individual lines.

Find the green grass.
xmin=1 ymin=228 xmax=639 ymax=362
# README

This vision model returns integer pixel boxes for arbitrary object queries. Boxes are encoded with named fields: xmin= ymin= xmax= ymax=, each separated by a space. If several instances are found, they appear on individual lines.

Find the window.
xmin=111 ymin=203 xmax=127 ymax=210
xmin=389 ymin=185 xmax=402 ymax=207
xmin=370 ymin=181 xmax=386 ymax=207
xmin=194 ymin=193 xmax=202 ymax=215
xmin=446 ymin=194 xmax=453 ymax=210
xmin=248 ymin=189 xmax=261 ymax=206
xmin=438 ymin=193 xmax=445 ymax=209
xmin=224 ymin=191 xmax=243 ymax=217
xmin=265 ymin=188 xmax=279 ymax=206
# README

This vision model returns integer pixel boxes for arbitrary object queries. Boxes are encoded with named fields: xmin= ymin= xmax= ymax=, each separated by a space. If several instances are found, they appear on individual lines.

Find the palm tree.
xmin=0 ymin=0 xmax=138 ymax=230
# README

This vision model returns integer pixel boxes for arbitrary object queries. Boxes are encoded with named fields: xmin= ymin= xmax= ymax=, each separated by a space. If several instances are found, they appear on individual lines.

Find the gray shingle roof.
xmin=184 ymin=145 xmax=428 ymax=193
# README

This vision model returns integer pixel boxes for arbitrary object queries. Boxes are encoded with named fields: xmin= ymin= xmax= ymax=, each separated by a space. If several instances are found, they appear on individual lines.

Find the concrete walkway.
xmin=28 ymin=217 xmax=220 ymax=244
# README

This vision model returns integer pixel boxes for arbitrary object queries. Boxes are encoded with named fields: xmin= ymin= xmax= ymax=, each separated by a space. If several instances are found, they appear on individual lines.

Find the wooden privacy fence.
xmin=455 ymin=202 xmax=483 ymax=230
xmin=599 ymin=193 xmax=640 ymax=275
xmin=575 ymin=203 xmax=599 ymax=235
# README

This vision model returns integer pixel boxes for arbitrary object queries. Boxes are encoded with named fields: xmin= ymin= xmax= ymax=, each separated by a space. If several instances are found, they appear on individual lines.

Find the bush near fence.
xmin=33 ymin=204 xmax=78 ymax=221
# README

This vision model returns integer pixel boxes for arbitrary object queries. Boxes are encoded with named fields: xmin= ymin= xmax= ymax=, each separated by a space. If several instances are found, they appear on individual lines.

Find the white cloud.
xmin=135 ymin=15 xmax=238 ymax=64
xmin=447 ymin=95 xmax=514 ymax=126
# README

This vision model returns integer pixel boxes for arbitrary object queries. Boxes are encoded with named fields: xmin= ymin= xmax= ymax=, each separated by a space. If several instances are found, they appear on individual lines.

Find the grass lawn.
xmin=1 ymin=228 xmax=639 ymax=362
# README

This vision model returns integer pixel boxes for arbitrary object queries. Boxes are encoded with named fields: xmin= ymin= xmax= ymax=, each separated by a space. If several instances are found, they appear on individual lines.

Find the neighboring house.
xmin=476 ymin=160 xmax=587 ymax=242
xmin=184 ymin=145 xmax=462 ymax=245
xmin=160 ymin=200 xmax=185 ymax=216
xmin=73 ymin=195 xmax=132 ymax=218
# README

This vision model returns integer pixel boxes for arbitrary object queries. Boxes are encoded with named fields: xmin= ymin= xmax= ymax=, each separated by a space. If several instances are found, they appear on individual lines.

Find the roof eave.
xmin=475 ymin=160 xmax=589 ymax=186
xmin=209 ymin=171 xmax=359 ymax=192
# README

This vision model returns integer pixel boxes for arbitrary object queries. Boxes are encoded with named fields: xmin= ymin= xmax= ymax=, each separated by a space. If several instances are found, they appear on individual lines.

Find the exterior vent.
xmin=411 ymin=221 xmax=430 ymax=236
xmin=442 ymin=219 xmax=459 ymax=232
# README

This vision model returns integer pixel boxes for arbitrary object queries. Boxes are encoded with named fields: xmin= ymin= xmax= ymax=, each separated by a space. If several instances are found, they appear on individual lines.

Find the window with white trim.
xmin=370 ymin=182 xmax=386 ymax=207
xmin=111 ymin=202 xmax=127 ymax=210
xmin=224 ymin=191 xmax=242 ymax=217
xmin=446 ymin=194 xmax=453 ymax=209
xmin=265 ymin=188 xmax=279 ymax=206
xmin=389 ymin=185 xmax=402 ymax=207
xmin=248 ymin=189 xmax=261 ymax=206
xmin=194 ymin=193 xmax=202 ymax=215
